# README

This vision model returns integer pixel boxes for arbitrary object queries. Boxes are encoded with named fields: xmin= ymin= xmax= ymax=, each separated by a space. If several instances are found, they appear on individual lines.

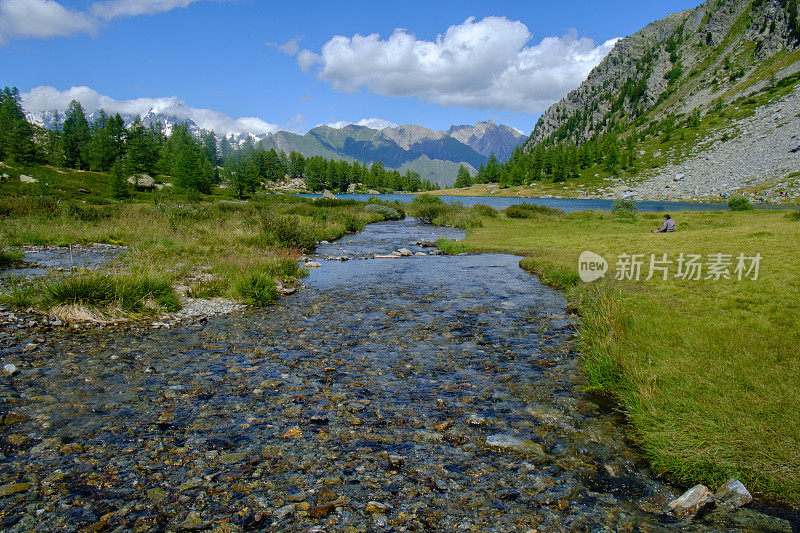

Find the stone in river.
xmin=714 ymin=479 xmax=752 ymax=509
xmin=668 ymin=484 xmax=714 ymax=519
xmin=3 ymin=412 xmax=28 ymax=426
xmin=398 ymin=248 xmax=413 ymax=256
xmin=365 ymin=501 xmax=391 ymax=513
xmin=273 ymin=504 xmax=294 ymax=519
xmin=304 ymin=261 xmax=322 ymax=268
xmin=485 ymin=434 xmax=545 ymax=456
xmin=308 ymin=504 xmax=335 ymax=518
xmin=467 ymin=414 xmax=486 ymax=426
xmin=0 ymin=482 xmax=31 ymax=497
xmin=3 ymin=363 xmax=18 ymax=376
xmin=178 ymin=510 xmax=204 ymax=531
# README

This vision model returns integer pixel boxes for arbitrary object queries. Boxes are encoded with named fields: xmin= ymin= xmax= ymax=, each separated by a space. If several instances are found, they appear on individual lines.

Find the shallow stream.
xmin=0 ymin=219 xmax=793 ymax=531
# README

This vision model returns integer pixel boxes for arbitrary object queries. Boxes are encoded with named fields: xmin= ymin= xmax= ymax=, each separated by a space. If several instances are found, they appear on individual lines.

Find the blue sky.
xmin=1 ymin=0 xmax=699 ymax=135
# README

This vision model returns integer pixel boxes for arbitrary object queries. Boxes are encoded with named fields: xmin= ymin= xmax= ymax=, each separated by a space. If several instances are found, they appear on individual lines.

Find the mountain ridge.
xmin=521 ymin=0 xmax=800 ymax=199
xmin=25 ymin=109 xmax=524 ymax=187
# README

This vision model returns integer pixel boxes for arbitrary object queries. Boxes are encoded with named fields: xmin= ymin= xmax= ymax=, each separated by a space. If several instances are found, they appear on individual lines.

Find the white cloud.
xmin=91 ymin=0 xmax=203 ymax=20
xmin=0 ymin=0 xmax=96 ymax=43
xmin=325 ymin=118 xmax=398 ymax=130
xmin=298 ymin=16 xmax=618 ymax=114
xmin=278 ymin=36 xmax=302 ymax=56
xmin=22 ymin=86 xmax=279 ymax=136
xmin=0 ymin=0 xmax=221 ymax=43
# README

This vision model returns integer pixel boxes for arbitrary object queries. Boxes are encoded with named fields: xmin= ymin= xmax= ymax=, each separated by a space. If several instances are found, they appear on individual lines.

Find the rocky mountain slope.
xmin=525 ymin=0 xmax=800 ymax=199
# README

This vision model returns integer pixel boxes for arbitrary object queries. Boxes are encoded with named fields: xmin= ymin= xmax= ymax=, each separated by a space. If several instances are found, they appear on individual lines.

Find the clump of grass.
xmin=519 ymin=257 xmax=581 ymax=290
xmin=0 ymin=279 xmax=38 ymax=308
xmin=471 ymin=204 xmax=498 ymax=217
xmin=364 ymin=203 xmax=402 ymax=220
xmin=727 ymin=195 xmax=754 ymax=211
xmin=0 ymin=248 xmax=24 ymax=269
xmin=313 ymin=198 xmax=359 ymax=208
xmin=187 ymin=278 xmax=230 ymax=299
xmin=261 ymin=213 xmax=317 ymax=251
xmin=234 ymin=273 xmax=278 ymax=306
xmin=786 ymin=210 xmax=800 ymax=221
xmin=436 ymin=238 xmax=469 ymax=255
xmin=505 ymin=203 xmax=565 ymax=219
xmin=40 ymin=272 xmax=179 ymax=313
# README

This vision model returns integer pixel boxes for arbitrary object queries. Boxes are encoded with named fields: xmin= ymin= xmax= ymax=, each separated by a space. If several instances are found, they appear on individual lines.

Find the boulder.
xmin=367 ymin=189 xmax=380 ymax=195
xmin=126 ymin=174 xmax=155 ymax=188
xmin=668 ymin=484 xmax=714 ymax=519
xmin=397 ymin=248 xmax=413 ymax=256
xmin=714 ymin=479 xmax=752 ymax=510
xmin=19 ymin=174 xmax=37 ymax=184
xmin=347 ymin=183 xmax=357 ymax=194
xmin=485 ymin=434 xmax=545 ymax=456
xmin=789 ymin=142 xmax=800 ymax=153
xmin=322 ymin=189 xmax=337 ymax=200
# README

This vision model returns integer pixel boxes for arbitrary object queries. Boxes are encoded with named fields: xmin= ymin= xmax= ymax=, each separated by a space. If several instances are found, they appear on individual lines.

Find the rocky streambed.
xmin=0 ymin=219 xmax=795 ymax=532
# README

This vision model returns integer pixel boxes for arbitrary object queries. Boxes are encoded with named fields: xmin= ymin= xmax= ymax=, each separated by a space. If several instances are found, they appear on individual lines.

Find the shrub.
xmin=411 ymin=195 xmax=443 ymax=206
xmin=414 ymin=203 xmax=449 ymax=224
xmin=611 ymin=198 xmax=638 ymax=214
xmin=728 ymin=196 xmax=754 ymax=211
xmin=234 ymin=273 xmax=278 ymax=306
xmin=62 ymin=202 xmax=117 ymax=222
xmin=785 ymin=210 xmax=800 ymax=221
xmin=505 ymin=203 xmax=565 ymax=219
xmin=313 ymin=198 xmax=359 ymax=208
xmin=438 ymin=210 xmax=483 ymax=229
xmin=472 ymin=204 xmax=498 ymax=217
xmin=364 ymin=203 xmax=402 ymax=220
xmin=261 ymin=213 xmax=317 ymax=251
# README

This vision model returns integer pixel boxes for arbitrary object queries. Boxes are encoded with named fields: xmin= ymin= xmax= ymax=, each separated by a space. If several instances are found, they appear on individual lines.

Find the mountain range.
xmin=26 ymin=106 xmax=526 ymax=187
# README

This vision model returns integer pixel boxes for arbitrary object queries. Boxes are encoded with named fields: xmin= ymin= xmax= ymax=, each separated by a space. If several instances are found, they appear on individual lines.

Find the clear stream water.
xmin=0 ymin=219 xmax=795 ymax=531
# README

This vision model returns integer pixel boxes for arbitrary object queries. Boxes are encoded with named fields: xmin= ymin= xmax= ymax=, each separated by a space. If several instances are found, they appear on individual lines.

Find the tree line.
xmin=0 ymin=86 xmax=438 ymax=197
xmin=453 ymin=134 xmax=637 ymax=188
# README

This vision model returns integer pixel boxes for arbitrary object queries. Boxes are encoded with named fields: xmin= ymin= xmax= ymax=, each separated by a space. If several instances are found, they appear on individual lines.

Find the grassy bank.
xmin=0 ymin=165 xmax=401 ymax=318
xmin=455 ymin=207 xmax=800 ymax=506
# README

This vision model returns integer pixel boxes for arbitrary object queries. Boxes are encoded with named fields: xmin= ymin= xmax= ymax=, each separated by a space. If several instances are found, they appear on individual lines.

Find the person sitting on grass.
xmin=652 ymin=214 xmax=676 ymax=233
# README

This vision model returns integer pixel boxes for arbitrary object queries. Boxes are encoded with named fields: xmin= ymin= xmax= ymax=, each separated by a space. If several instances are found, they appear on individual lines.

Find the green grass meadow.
xmin=461 ymin=208 xmax=800 ymax=506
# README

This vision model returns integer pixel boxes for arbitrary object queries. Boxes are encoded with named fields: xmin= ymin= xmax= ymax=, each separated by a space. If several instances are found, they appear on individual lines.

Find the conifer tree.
xmin=62 ymin=100 xmax=91 ymax=168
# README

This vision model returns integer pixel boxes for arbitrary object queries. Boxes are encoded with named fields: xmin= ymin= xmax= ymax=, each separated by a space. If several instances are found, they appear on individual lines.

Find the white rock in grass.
xmin=19 ymin=174 xmax=37 ymax=183
xmin=714 ymin=479 xmax=752 ymax=509
xmin=668 ymin=484 xmax=714 ymax=519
